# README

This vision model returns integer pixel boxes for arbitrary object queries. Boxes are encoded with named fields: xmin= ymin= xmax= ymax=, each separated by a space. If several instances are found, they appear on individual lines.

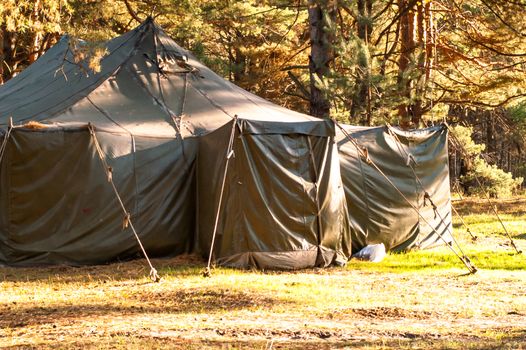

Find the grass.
xmin=347 ymin=248 xmax=525 ymax=271
xmin=1 ymin=197 xmax=525 ymax=349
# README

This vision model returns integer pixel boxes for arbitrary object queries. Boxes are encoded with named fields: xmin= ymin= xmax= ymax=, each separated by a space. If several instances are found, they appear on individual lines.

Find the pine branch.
xmin=441 ymin=93 xmax=526 ymax=108
xmin=287 ymin=71 xmax=310 ymax=100
xmin=123 ymin=0 xmax=142 ymax=24
xmin=479 ymin=0 xmax=526 ymax=38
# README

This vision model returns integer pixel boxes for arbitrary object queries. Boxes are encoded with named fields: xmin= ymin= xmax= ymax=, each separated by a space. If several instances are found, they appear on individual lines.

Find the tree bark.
xmin=397 ymin=0 xmax=435 ymax=128
xmin=0 ymin=28 xmax=5 ymax=85
xmin=308 ymin=0 xmax=336 ymax=119
xmin=412 ymin=0 xmax=426 ymax=126
xmin=351 ymin=0 xmax=373 ymax=125
xmin=28 ymin=0 xmax=43 ymax=64
xmin=397 ymin=0 xmax=416 ymax=128
xmin=424 ymin=2 xmax=435 ymax=84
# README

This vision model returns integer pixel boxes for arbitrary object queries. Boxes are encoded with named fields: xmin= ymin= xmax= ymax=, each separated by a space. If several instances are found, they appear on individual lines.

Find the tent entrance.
xmin=198 ymin=119 xmax=351 ymax=270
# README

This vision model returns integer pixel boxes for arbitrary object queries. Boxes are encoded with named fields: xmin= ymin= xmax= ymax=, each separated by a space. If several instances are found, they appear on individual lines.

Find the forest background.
xmin=1 ymin=0 xmax=526 ymax=195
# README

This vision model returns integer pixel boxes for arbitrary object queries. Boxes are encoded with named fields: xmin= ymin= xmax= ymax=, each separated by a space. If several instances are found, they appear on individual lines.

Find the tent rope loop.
xmin=88 ymin=123 xmax=161 ymax=283
xmin=360 ymin=147 xmax=372 ymax=164
xmin=336 ymin=121 xmax=477 ymax=274
xmin=406 ymin=153 xmax=415 ymax=166
xmin=122 ymin=212 xmax=131 ymax=229
xmin=107 ymin=167 xmax=113 ymax=182
xmin=149 ymin=267 xmax=160 ymax=282
xmin=423 ymin=192 xmax=438 ymax=219
xmin=0 ymin=117 xmax=14 ymax=166
xmin=204 ymin=116 xmax=238 ymax=278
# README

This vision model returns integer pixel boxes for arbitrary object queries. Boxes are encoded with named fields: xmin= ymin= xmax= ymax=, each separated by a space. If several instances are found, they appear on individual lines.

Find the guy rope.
xmin=384 ymin=124 xmax=478 ymax=270
xmin=445 ymin=123 xmax=521 ymax=254
xmin=203 ymin=116 xmax=238 ymax=277
xmin=0 ymin=117 xmax=14 ymax=165
xmin=88 ymin=123 xmax=161 ymax=282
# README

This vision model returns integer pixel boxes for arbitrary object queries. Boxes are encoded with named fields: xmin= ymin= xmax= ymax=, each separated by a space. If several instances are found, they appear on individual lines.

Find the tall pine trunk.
xmin=0 ymin=28 xmax=5 ymax=85
xmin=308 ymin=0 xmax=336 ymax=119
xmin=350 ymin=0 xmax=373 ymax=125
xmin=398 ymin=0 xmax=435 ymax=128
xmin=397 ymin=0 xmax=416 ymax=128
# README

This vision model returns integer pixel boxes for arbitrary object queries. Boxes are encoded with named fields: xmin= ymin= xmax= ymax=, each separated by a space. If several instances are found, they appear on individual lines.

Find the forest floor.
xmin=1 ymin=197 xmax=525 ymax=349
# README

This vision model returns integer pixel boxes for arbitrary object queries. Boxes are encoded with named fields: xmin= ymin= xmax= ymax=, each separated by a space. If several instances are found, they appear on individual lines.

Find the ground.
xmin=1 ymin=197 xmax=525 ymax=349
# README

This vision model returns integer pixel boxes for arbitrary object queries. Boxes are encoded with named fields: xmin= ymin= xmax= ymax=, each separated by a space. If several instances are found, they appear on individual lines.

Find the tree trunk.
xmin=486 ymin=111 xmax=495 ymax=157
xmin=28 ymin=0 xmax=43 ymax=64
xmin=424 ymin=2 xmax=435 ymax=84
xmin=308 ymin=0 xmax=336 ymax=119
xmin=397 ymin=0 xmax=435 ymax=128
xmin=0 ymin=28 xmax=5 ymax=85
xmin=412 ymin=1 xmax=426 ymax=126
xmin=397 ymin=0 xmax=416 ymax=128
xmin=233 ymin=46 xmax=246 ymax=83
xmin=351 ymin=0 xmax=373 ymax=125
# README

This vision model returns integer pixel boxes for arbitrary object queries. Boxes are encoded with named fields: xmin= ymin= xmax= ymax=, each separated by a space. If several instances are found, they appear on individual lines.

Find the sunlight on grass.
xmin=346 ymin=248 xmax=525 ymax=272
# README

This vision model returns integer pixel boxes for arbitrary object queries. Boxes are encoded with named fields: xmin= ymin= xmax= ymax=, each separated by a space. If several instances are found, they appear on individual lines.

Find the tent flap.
xmin=197 ymin=119 xmax=351 ymax=269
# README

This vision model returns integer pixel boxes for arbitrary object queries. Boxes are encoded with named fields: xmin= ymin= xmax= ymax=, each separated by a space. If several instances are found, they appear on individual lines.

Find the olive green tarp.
xmin=0 ymin=19 xmax=452 ymax=268
xmin=336 ymin=124 xmax=452 ymax=253
xmin=197 ymin=119 xmax=351 ymax=269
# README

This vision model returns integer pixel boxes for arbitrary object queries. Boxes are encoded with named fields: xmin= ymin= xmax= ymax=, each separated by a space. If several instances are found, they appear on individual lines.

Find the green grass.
xmin=346 ymin=196 xmax=526 ymax=273
xmin=346 ymin=248 xmax=525 ymax=272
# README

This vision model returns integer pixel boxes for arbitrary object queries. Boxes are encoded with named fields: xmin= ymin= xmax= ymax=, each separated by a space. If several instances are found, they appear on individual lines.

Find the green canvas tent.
xmin=0 ymin=19 xmax=453 ymax=269
xmin=336 ymin=124 xmax=452 ymax=253
xmin=197 ymin=119 xmax=351 ymax=269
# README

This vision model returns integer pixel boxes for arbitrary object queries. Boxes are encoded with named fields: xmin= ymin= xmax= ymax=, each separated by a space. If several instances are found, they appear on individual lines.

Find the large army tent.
xmin=0 ymin=19 xmax=201 ymax=265
xmin=0 ymin=18 xmax=453 ymax=269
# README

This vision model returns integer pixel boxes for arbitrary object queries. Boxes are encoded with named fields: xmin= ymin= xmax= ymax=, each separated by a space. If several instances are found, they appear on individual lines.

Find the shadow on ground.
xmin=0 ymin=287 xmax=285 ymax=329
xmin=0 ymin=254 xmax=205 ymax=283
xmin=4 ymin=328 xmax=526 ymax=349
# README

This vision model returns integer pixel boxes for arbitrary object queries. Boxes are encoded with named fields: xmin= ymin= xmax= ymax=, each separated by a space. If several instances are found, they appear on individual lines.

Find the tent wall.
xmin=336 ymin=124 xmax=452 ymax=252
xmin=197 ymin=119 xmax=351 ymax=269
xmin=0 ymin=127 xmax=196 ymax=265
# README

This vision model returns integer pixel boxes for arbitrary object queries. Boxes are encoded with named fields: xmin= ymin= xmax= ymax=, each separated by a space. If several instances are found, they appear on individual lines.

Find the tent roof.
xmin=0 ymin=18 xmax=319 ymax=137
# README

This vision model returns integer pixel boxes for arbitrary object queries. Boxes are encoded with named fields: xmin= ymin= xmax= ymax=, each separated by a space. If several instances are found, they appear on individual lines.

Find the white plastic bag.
xmin=352 ymin=243 xmax=386 ymax=262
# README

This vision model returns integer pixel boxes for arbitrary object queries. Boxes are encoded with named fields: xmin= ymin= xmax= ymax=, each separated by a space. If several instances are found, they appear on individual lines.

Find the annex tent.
xmin=0 ymin=18 xmax=452 ymax=269
xmin=336 ymin=125 xmax=453 ymax=253
xmin=198 ymin=118 xmax=351 ymax=269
